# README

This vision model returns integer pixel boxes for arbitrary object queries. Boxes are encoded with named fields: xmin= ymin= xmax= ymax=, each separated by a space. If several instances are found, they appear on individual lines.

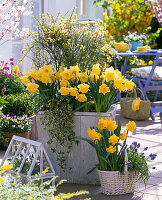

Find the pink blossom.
xmin=2 ymin=87 xmax=6 ymax=92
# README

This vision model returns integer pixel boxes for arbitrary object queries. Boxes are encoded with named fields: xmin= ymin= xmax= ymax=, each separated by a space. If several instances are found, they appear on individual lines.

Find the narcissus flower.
xmin=126 ymin=121 xmax=136 ymax=132
xmin=125 ymin=80 xmax=135 ymax=91
xmin=70 ymin=65 xmax=80 ymax=74
xmin=39 ymin=65 xmax=53 ymax=76
xmin=20 ymin=76 xmax=30 ymax=85
xmin=87 ymin=128 xmax=102 ymax=143
xmin=119 ymin=130 xmax=127 ymax=140
xmin=98 ymin=118 xmax=107 ymax=129
xmin=60 ymin=80 xmax=70 ymax=88
xmin=80 ymin=73 xmax=88 ymax=83
xmin=106 ymin=119 xmax=117 ymax=131
xmin=132 ymin=98 xmax=141 ymax=112
xmin=40 ymin=75 xmax=52 ymax=85
xmin=70 ymin=87 xmax=78 ymax=97
xmin=92 ymin=63 xmax=101 ymax=76
xmin=109 ymin=134 xmax=119 ymax=145
xmin=26 ymin=83 xmax=39 ymax=93
xmin=59 ymin=87 xmax=69 ymax=96
xmin=77 ymin=84 xmax=89 ymax=93
xmin=105 ymin=67 xmax=116 ymax=81
xmin=106 ymin=146 xmax=116 ymax=154
xmin=62 ymin=69 xmax=72 ymax=80
xmin=99 ymin=84 xmax=110 ymax=95
xmin=76 ymin=94 xmax=87 ymax=102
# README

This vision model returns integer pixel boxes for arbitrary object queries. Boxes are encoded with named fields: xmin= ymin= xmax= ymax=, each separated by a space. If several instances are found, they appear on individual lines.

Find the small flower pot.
xmin=129 ymin=41 xmax=143 ymax=51
xmin=3 ymin=132 xmax=30 ymax=142
xmin=97 ymin=170 xmax=138 ymax=195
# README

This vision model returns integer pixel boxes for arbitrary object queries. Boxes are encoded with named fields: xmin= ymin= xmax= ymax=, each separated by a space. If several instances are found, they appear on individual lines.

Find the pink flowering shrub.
xmin=0 ymin=58 xmax=25 ymax=96
xmin=0 ymin=0 xmax=32 ymax=44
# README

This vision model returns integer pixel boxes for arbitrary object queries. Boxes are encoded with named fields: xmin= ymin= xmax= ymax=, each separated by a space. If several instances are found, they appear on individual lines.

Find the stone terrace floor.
xmin=1 ymin=105 xmax=162 ymax=200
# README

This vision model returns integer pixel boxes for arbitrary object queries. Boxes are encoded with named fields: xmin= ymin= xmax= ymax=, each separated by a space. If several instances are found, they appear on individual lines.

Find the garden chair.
xmin=127 ymin=51 xmax=162 ymax=120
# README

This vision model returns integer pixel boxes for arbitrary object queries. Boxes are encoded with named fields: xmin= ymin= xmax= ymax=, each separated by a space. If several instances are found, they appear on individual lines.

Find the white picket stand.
xmin=0 ymin=136 xmax=55 ymax=185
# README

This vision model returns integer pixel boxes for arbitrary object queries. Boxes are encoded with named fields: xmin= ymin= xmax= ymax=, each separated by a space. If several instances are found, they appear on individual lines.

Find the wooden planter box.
xmin=3 ymin=132 xmax=30 ymax=142
xmin=36 ymin=105 xmax=117 ymax=184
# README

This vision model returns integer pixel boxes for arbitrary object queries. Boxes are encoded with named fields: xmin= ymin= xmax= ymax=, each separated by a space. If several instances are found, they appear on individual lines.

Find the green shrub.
xmin=21 ymin=10 xmax=114 ymax=71
xmin=2 ymin=93 xmax=39 ymax=116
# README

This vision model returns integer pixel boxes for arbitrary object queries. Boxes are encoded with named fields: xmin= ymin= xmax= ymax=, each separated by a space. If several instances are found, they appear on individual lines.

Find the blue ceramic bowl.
xmin=129 ymin=41 xmax=143 ymax=51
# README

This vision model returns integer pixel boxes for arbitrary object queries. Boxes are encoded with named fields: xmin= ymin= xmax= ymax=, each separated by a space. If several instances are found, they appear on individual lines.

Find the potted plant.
xmin=124 ymin=32 xmax=146 ymax=51
xmin=0 ymin=115 xmax=31 ymax=141
xmin=80 ymin=118 xmax=157 ymax=195
xmin=20 ymin=63 xmax=135 ymax=184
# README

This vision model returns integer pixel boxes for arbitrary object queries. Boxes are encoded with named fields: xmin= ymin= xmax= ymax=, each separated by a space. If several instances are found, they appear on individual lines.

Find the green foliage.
xmin=0 ymin=173 xmax=89 ymax=200
xmin=2 ymin=93 xmax=39 ymax=116
xmin=1 ymin=115 xmax=31 ymax=133
xmin=128 ymin=148 xmax=150 ymax=185
xmin=0 ymin=132 xmax=9 ymax=150
xmin=40 ymin=96 xmax=76 ymax=169
xmin=95 ymin=0 xmax=153 ymax=42
xmin=21 ymin=10 xmax=114 ymax=71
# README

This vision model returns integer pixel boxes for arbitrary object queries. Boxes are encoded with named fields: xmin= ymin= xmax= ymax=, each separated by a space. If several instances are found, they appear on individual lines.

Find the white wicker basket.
xmin=97 ymin=170 xmax=138 ymax=195
xmin=97 ymin=150 xmax=138 ymax=195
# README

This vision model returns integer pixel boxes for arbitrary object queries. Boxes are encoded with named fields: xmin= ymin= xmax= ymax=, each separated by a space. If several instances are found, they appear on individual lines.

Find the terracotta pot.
xmin=3 ymin=131 xmax=30 ymax=142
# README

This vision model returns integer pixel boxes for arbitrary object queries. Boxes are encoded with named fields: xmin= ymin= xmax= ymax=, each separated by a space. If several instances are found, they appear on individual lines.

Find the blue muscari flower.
xmin=121 ymin=150 xmax=125 ymax=155
xmin=144 ymin=147 xmax=148 ymax=151
xmin=140 ymin=153 xmax=144 ymax=157
xmin=127 ymin=161 xmax=130 ymax=165
xmin=132 ymin=141 xmax=137 ymax=146
xmin=134 ymin=149 xmax=138 ymax=153
xmin=129 ymin=164 xmax=133 ymax=168
xmin=152 ymin=167 xmax=156 ymax=169
xmin=127 ymin=148 xmax=129 ymax=153
xmin=123 ymin=141 xmax=126 ymax=146
xmin=142 ymin=156 xmax=145 ymax=159
xmin=137 ymin=143 xmax=140 ymax=148
xmin=130 ymin=145 xmax=133 ymax=149
xmin=149 ymin=153 xmax=157 ymax=160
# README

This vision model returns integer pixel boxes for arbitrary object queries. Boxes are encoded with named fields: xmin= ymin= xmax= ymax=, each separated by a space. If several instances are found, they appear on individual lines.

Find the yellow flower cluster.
xmin=98 ymin=118 xmax=117 ymax=131
xmin=106 ymin=146 xmax=116 ymax=154
xmin=126 ymin=121 xmax=136 ymax=132
xmin=104 ymin=0 xmax=153 ymax=38
xmin=0 ymin=164 xmax=13 ymax=171
xmin=87 ymin=128 xmax=102 ymax=144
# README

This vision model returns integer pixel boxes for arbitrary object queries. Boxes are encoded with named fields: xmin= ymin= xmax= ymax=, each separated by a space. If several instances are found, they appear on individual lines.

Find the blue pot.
xmin=129 ymin=41 xmax=143 ymax=51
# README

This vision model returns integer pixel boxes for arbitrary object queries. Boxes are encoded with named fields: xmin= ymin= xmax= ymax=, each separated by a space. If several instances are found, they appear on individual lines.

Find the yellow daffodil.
xmin=59 ymin=87 xmax=70 ymax=96
xmin=26 ymin=83 xmax=39 ymax=93
xmin=114 ymin=78 xmax=125 ymax=92
xmin=105 ymin=67 xmax=116 ymax=81
xmin=39 ymin=65 xmax=53 ymax=76
xmin=125 ymin=80 xmax=135 ymax=91
xmin=79 ymin=73 xmax=88 ymax=83
xmin=87 ymin=128 xmax=102 ymax=143
xmin=28 ymin=68 xmax=38 ymax=80
xmin=119 ymin=130 xmax=127 ymax=140
xmin=98 ymin=118 xmax=107 ymax=129
xmin=99 ymin=84 xmax=110 ymax=95
xmin=62 ymin=69 xmax=72 ymax=80
xmin=77 ymin=84 xmax=89 ymax=93
xmin=92 ymin=63 xmax=101 ymax=76
xmin=106 ymin=146 xmax=116 ymax=154
xmin=109 ymin=134 xmax=119 ymax=145
xmin=126 ymin=121 xmax=136 ymax=132
xmin=60 ymin=80 xmax=70 ymax=88
xmin=20 ymin=76 xmax=30 ymax=85
xmin=76 ymin=94 xmax=87 ymax=102
xmin=132 ymin=98 xmax=141 ymax=112
xmin=106 ymin=119 xmax=117 ymax=131
xmin=70 ymin=88 xmax=78 ymax=97
xmin=40 ymin=75 xmax=52 ymax=85
xmin=70 ymin=65 xmax=80 ymax=75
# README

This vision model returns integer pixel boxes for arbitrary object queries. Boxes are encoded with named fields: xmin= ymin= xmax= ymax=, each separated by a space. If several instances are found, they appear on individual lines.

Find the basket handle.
xmin=125 ymin=88 xmax=146 ymax=101
xmin=124 ymin=150 xmax=128 ymax=173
